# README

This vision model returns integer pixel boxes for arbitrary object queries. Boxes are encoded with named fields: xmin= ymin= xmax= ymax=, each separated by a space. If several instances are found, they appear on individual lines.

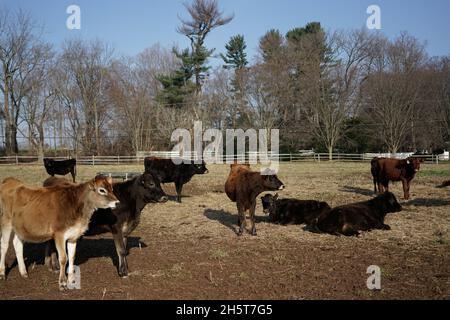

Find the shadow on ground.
xmin=340 ymin=185 xmax=375 ymax=197
xmin=405 ymin=198 xmax=450 ymax=207
xmin=203 ymin=209 xmax=270 ymax=234
xmin=5 ymin=237 xmax=146 ymax=277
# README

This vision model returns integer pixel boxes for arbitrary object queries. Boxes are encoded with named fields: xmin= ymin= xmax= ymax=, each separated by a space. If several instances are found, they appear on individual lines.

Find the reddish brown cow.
xmin=371 ymin=157 xmax=423 ymax=200
xmin=225 ymin=165 xmax=285 ymax=236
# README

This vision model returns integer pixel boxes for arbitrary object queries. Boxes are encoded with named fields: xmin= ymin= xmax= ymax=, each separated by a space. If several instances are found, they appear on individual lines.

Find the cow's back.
xmin=145 ymin=157 xmax=177 ymax=183
xmin=225 ymin=164 xmax=251 ymax=202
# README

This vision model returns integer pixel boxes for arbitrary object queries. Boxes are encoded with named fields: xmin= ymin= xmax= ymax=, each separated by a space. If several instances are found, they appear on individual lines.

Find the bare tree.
xmin=0 ymin=9 xmax=43 ymax=155
xmin=20 ymin=44 xmax=55 ymax=160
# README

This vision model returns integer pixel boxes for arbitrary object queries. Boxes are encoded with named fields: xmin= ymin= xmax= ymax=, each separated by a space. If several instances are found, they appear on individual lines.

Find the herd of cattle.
xmin=0 ymin=156 xmax=447 ymax=290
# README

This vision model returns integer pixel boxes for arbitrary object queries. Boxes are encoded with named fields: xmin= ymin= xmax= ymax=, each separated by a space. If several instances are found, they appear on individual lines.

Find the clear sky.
xmin=1 ymin=0 xmax=449 ymax=65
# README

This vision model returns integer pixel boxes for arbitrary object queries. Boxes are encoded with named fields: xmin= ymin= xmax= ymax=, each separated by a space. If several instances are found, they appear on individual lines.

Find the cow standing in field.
xmin=371 ymin=157 xmax=423 ymax=200
xmin=261 ymin=194 xmax=331 ymax=226
xmin=0 ymin=176 xmax=119 ymax=290
xmin=43 ymin=158 xmax=77 ymax=182
xmin=43 ymin=173 xmax=168 ymax=277
xmin=314 ymin=192 xmax=402 ymax=236
xmin=225 ymin=165 xmax=285 ymax=236
xmin=144 ymin=157 xmax=208 ymax=203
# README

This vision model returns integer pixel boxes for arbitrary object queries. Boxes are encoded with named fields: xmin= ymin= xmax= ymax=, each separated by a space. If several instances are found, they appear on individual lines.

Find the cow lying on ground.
xmin=43 ymin=158 xmax=77 ymax=182
xmin=44 ymin=172 xmax=168 ymax=277
xmin=0 ymin=176 xmax=118 ymax=290
xmin=261 ymin=193 xmax=331 ymax=225
xmin=314 ymin=192 xmax=402 ymax=236
xmin=225 ymin=165 xmax=285 ymax=236
xmin=144 ymin=157 xmax=208 ymax=203
xmin=371 ymin=157 xmax=423 ymax=200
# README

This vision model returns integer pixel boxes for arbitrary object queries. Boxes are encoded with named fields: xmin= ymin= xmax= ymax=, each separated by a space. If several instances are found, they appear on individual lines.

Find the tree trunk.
xmin=328 ymin=146 xmax=333 ymax=161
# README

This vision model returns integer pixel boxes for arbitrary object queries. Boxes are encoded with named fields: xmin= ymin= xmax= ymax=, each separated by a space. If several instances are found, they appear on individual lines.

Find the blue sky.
xmin=1 ymin=0 xmax=449 ymax=66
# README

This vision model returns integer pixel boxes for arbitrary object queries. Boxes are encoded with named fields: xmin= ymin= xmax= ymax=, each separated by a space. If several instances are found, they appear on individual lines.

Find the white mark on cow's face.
xmin=278 ymin=185 xmax=285 ymax=190
xmin=108 ymin=201 xmax=119 ymax=209
xmin=97 ymin=187 xmax=108 ymax=195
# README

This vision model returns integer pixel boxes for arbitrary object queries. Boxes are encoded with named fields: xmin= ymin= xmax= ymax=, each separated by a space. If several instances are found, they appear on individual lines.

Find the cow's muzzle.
xmin=159 ymin=196 xmax=169 ymax=203
xmin=109 ymin=200 xmax=120 ymax=209
xmin=278 ymin=185 xmax=285 ymax=190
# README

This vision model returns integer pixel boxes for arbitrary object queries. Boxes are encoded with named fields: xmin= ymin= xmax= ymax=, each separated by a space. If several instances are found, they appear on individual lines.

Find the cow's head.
xmin=262 ymin=174 xmax=285 ymax=191
xmin=43 ymin=158 xmax=52 ymax=167
xmin=406 ymin=157 xmax=423 ymax=173
xmin=380 ymin=192 xmax=402 ymax=214
xmin=192 ymin=161 xmax=209 ymax=174
xmin=136 ymin=173 xmax=168 ymax=203
xmin=89 ymin=175 xmax=120 ymax=209
xmin=261 ymin=193 xmax=278 ymax=214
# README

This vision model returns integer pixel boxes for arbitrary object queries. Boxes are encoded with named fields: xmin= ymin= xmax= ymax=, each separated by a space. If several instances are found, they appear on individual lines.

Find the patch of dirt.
xmin=0 ymin=163 xmax=449 ymax=299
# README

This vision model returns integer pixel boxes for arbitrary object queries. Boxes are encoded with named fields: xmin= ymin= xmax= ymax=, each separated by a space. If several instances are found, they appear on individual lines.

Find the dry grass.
xmin=0 ymin=162 xmax=449 ymax=299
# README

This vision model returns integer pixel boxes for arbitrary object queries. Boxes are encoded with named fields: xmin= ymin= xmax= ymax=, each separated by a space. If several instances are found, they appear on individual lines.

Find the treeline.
xmin=1 ymin=0 xmax=449 ymax=159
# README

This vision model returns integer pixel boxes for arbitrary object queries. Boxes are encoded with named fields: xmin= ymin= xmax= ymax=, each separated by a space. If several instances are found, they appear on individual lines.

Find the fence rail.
xmin=0 ymin=152 xmax=448 ymax=166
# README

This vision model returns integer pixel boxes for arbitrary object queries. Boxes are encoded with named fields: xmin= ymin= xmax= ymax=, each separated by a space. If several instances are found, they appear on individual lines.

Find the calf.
xmin=0 ymin=175 xmax=118 ymax=290
xmin=43 ymin=158 xmax=77 ymax=182
xmin=261 ymin=193 xmax=331 ymax=225
xmin=144 ymin=157 xmax=208 ymax=203
xmin=225 ymin=166 xmax=285 ymax=236
xmin=371 ymin=157 xmax=423 ymax=200
xmin=315 ymin=192 xmax=402 ymax=236
xmin=44 ymin=172 xmax=168 ymax=277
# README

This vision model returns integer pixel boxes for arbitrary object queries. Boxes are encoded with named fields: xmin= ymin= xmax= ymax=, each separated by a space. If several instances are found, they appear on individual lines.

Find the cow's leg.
xmin=0 ymin=225 xmax=13 ymax=280
xmin=175 ymin=181 xmax=183 ymax=203
xmin=112 ymin=228 xmax=128 ymax=277
xmin=249 ymin=201 xmax=257 ymax=236
xmin=123 ymin=237 xmax=128 ymax=255
xmin=12 ymin=235 xmax=28 ymax=278
xmin=66 ymin=241 xmax=77 ymax=287
xmin=237 ymin=203 xmax=246 ymax=236
xmin=72 ymin=166 xmax=76 ymax=183
xmin=54 ymin=235 xmax=68 ymax=290
xmin=45 ymin=240 xmax=59 ymax=272
xmin=402 ymin=179 xmax=410 ymax=200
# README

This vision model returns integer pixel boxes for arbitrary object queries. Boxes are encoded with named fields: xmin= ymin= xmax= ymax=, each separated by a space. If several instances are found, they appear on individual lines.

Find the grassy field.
xmin=0 ymin=162 xmax=449 ymax=299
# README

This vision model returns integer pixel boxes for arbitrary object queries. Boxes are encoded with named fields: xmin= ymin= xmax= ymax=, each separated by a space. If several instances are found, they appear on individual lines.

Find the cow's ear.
xmin=106 ymin=177 xmax=113 ymax=185
xmin=88 ymin=181 xmax=95 ymax=190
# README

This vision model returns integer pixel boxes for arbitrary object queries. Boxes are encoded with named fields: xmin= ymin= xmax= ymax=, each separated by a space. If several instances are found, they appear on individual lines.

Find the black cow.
xmin=261 ymin=193 xmax=331 ymax=225
xmin=144 ymin=157 xmax=208 ymax=203
xmin=44 ymin=172 xmax=168 ymax=277
xmin=43 ymin=158 xmax=77 ymax=182
xmin=315 ymin=192 xmax=402 ymax=236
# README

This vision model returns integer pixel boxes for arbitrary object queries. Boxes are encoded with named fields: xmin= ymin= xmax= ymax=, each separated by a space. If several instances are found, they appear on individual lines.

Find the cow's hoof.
xmin=0 ymin=274 xmax=5 ymax=280
xmin=20 ymin=273 xmax=28 ymax=279
xmin=59 ymin=283 xmax=68 ymax=291
xmin=250 ymin=230 xmax=257 ymax=236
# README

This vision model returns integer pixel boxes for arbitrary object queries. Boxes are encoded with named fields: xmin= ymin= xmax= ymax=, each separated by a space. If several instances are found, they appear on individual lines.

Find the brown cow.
xmin=0 ymin=176 xmax=119 ymax=290
xmin=371 ymin=157 xmax=423 ymax=200
xmin=225 ymin=165 xmax=285 ymax=236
